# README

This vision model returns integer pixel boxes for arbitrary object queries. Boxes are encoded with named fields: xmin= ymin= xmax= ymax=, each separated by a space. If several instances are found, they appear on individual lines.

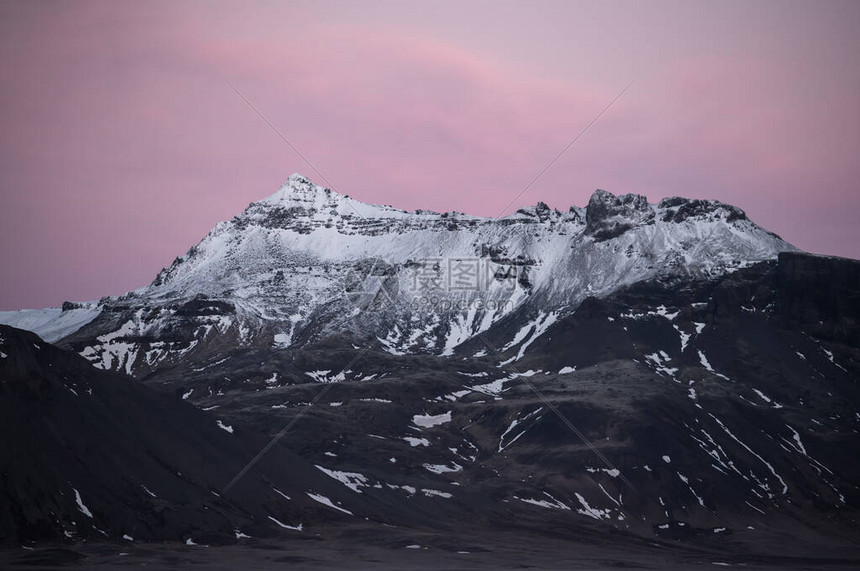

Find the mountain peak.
xmin=288 ymin=172 xmax=311 ymax=184
xmin=251 ymin=174 xmax=419 ymax=223
xmin=259 ymin=173 xmax=337 ymax=206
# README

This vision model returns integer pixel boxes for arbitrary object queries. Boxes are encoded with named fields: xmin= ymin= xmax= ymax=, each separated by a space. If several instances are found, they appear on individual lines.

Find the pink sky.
xmin=1 ymin=0 xmax=859 ymax=310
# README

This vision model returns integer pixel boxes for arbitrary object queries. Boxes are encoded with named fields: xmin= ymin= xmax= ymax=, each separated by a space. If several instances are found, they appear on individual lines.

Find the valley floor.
xmin=3 ymin=526 xmax=859 ymax=570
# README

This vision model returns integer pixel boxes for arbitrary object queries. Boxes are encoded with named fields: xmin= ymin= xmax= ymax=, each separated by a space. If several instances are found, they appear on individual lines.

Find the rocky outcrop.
xmin=585 ymin=189 xmax=655 ymax=240
xmin=658 ymin=196 xmax=746 ymax=223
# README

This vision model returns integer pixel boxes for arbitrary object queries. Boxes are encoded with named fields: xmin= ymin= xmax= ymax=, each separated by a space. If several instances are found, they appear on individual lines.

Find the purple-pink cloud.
xmin=1 ymin=1 xmax=858 ymax=309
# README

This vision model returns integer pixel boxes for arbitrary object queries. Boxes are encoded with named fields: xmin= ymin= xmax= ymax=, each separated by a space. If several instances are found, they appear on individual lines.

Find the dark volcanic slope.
xmin=118 ymin=252 xmax=860 ymax=559
xmin=0 ymin=325 xmax=374 ymax=546
xmin=1 ymin=254 xmax=859 ymax=564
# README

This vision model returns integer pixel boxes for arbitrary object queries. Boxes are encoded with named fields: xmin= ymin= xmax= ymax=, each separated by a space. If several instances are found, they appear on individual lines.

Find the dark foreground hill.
xmin=0 ymin=324 xmax=378 ymax=548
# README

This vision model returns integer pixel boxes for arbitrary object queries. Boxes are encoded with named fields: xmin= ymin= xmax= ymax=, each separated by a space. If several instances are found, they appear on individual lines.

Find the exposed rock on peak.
xmin=515 ymin=201 xmax=559 ymax=222
xmin=585 ymin=189 xmax=655 ymax=241
xmin=257 ymin=173 xmax=339 ymax=209
xmin=658 ymin=196 xmax=746 ymax=224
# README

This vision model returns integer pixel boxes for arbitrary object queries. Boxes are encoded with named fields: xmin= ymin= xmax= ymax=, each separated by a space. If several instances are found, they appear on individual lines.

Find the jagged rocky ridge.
xmin=1 ymin=174 xmax=793 ymax=374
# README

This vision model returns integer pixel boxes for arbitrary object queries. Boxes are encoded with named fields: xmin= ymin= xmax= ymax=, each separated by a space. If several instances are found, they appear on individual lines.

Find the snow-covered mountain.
xmin=2 ymin=173 xmax=793 ymax=374
xmin=3 ymin=176 xmax=859 ymax=559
